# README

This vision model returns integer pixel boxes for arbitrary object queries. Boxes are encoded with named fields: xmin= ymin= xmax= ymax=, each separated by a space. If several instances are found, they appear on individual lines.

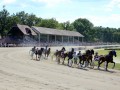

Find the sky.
xmin=0 ymin=0 xmax=120 ymax=28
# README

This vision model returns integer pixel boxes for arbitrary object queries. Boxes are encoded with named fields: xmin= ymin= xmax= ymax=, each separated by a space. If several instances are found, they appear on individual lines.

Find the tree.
xmin=26 ymin=14 xmax=42 ymax=27
xmin=73 ymin=18 xmax=94 ymax=41
xmin=0 ymin=6 xmax=10 ymax=38
xmin=16 ymin=11 xmax=28 ymax=25
xmin=37 ymin=18 xmax=58 ymax=29
xmin=58 ymin=21 xmax=75 ymax=31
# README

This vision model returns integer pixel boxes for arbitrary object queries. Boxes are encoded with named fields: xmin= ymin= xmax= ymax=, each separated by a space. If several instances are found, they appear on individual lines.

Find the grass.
xmin=94 ymin=49 xmax=120 ymax=70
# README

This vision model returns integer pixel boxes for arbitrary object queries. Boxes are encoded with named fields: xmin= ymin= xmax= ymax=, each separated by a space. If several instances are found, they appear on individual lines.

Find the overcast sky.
xmin=0 ymin=0 xmax=120 ymax=28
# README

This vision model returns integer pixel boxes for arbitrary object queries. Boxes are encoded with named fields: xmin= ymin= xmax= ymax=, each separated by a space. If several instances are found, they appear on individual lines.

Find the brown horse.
xmin=98 ymin=50 xmax=117 ymax=71
xmin=55 ymin=47 xmax=66 ymax=64
xmin=44 ymin=48 xmax=51 ymax=58
xmin=61 ymin=52 xmax=69 ymax=64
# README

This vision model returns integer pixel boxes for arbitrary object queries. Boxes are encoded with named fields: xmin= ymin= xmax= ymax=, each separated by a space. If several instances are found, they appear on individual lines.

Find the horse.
xmin=61 ymin=52 xmax=69 ymax=64
xmin=44 ymin=48 xmax=51 ymax=58
xmin=78 ymin=53 xmax=87 ymax=68
xmin=35 ymin=48 xmax=39 ymax=60
xmin=67 ymin=48 xmax=74 ymax=66
xmin=78 ymin=49 xmax=94 ymax=68
xmin=55 ymin=47 xmax=66 ymax=64
xmin=86 ymin=49 xmax=94 ymax=67
xmin=37 ymin=48 xmax=44 ymax=61
xmin=98 ymin=50 xmax=117 ymax=71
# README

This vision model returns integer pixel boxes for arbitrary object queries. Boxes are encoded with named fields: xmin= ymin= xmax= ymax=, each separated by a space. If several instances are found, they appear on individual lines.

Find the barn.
xmin=2 ymin=24 xmax=84 ymax=46
xmin=4 ymin=24 xmax=37 ymax=45
xmin=31 ymin=26 xmax=84 ymax=46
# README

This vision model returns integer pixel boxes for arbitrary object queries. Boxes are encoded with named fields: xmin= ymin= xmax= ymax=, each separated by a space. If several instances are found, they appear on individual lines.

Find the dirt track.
xmin=0 ymin=47 xmax=120 ymax=90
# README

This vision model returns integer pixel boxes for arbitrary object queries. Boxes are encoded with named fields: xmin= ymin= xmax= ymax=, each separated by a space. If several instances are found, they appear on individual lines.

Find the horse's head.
xmin=109 ymin=50 xmax=117 ymax=57
xmin=48 ymin=48 xmax=51 ymax=51
xmin=34 ymin=46 xmax=36 ymax=49
xmin=61 ymin=47 xmax=66 ymax=51
xmin=91 ymin=49 xmax=94 ymax=55
xmin=41 ymin=48 xmax=44 ymax=52
xmin=71 ymin=48 xmax=74 ymax=53
xmin=86 ymin=50 xmax=90 ymax=55
xmin=112 ymin=50 xmax=117 ymax=57
xmin=54 ymin=50 xmax=58 ymax=55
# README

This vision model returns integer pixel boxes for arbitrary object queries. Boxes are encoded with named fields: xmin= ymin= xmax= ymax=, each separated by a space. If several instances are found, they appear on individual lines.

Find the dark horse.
xmin=86 ymin=49 xmax=94 ymax=66
xmin=98 ymin=50 xmax=117 ymax=71
xmin=67 ymin=48 xmax=74 ymax=66
xmin=44 ymin=48 xmax=51 ymax=58
xmin=78 ymin=49 xmax=94 ymax=68
xmin=37 ymin=48 xmax=44 ymax=61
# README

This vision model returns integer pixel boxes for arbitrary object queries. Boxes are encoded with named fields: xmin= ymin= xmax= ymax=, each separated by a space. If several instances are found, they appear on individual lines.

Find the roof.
xmin=32 ymin=26 xmax=84 ymax=37
xmin=13 ymin=24 xmax=37 ymax=35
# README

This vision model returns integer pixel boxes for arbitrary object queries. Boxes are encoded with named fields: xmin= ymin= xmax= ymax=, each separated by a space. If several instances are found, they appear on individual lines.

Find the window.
xmin=25 ymin=28 xmax=32 ymax=35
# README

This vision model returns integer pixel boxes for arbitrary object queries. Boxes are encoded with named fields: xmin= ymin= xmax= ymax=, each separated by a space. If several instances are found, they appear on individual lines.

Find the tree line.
xmin=0 ymin=6 xmax=120 ymax=43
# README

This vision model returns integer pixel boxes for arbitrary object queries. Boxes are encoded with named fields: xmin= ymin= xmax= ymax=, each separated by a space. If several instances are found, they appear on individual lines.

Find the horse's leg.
xmin=74 ymin=58 xmax=78 ymax=67
xmin=56 ymin=55 xmax=60 ymax=64
xmin=87 ymin=56 xmax=92 ymax=66
xmin=36 ymin=54 xmax=37 ymax=60
xmin=88 ymin=57 xmax=94 ymax=69
xmin=90 ymin=57 xmax=93 ymax=66
xmin=105 ymin=62 xmax=108 ymax=71
xmin=78 ymin=57 xmax=82 ymax=68
xmin=85 ymin=59 xmax=89 ymax=67
xmin=79 ymin=58 xmax=81 ymax=65
xmin=75 ymin=58 xmax=77 ymax=65
xmin=98 ymin=60 xmax=104 ymax=69
xmin=58 ymin=57 xmax=60 ymax=64
xmin=47 ymin=53 xmax=49 ymax=58
xmin=44 ymin=51 xmax=46 ymax=58
xmin=79 ymin=58 xmax=82 ymax=67
xmin=68 ymin=59 xmax=73 ymax=67
xmin=91 ymin=59 xmax=95 ymax=69
xmin=89 ymin=59 xmax=91 ymax=66
xmin=82 ymin=60 xmax=85 ymax=66
xmin=73 ymin=58 xmax=75 ymax=65
xmin=86 ymin=59 xmax=90 ymax=66
xmin=112 ymin=61 xmax=115 ymax=69
xmin=38 ymin=55 xmax=40 ymax=61
xmin=45 ymin=53 xmax=47 ymax=57
xmin=68 ymin=58 xmax=70 ymax=66
xmin=62 ymin=58 xmax=65 ymax=65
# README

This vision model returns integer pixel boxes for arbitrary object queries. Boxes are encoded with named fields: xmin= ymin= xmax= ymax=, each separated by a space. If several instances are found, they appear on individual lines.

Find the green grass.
xmin=95 ymin=49 xmax=120 ymax=70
